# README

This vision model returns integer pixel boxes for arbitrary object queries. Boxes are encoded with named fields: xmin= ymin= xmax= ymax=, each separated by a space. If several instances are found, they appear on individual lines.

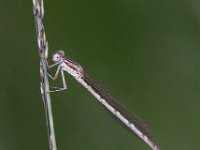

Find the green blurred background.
xmin=0 ymin=0 xmax=200 ymax=149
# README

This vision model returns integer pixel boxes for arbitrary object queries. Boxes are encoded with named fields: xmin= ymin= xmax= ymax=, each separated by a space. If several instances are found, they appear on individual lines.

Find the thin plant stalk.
xmin=32 ymin=0 xmax=57 ymax=150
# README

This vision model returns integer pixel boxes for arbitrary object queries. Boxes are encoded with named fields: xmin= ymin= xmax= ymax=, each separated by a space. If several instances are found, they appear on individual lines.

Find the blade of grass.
xmin=32 ymin=0 xmax=57 ymax=150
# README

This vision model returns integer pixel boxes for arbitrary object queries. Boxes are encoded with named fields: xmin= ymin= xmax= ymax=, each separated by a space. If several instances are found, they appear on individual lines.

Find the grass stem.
xmin=32 ymin=0 xmax=57 ymax=150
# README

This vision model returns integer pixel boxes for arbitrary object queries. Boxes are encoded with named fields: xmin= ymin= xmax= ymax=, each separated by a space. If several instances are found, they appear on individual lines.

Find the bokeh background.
xmin=0 ymin=0 xmax=200 ymax=150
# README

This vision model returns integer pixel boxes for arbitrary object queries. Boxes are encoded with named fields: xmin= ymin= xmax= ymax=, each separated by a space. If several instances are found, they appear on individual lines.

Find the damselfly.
xmin=46 ymin=50 xmax=160 ymax=150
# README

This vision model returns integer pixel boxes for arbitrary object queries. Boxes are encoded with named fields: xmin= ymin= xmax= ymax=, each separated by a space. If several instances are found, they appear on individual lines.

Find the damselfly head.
xmin=52 ymin=50 xmax=65 ymax=62
xmin=57 ymin=50 xmax=65 ymax=57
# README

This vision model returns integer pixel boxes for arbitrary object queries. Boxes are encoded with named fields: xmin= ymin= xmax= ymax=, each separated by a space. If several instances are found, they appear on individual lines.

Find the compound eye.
xmin=57 ymin=50 xmax=65 ymax=57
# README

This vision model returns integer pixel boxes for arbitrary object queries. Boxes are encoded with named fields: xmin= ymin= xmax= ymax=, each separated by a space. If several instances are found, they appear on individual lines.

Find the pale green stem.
xmin=32 ymin=0 xmax=57 ymax=150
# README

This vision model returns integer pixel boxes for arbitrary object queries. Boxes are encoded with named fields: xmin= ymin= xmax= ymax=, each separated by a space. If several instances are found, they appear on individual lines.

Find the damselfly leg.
xmin=46 ymin=60 xmax=67 ymax=92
